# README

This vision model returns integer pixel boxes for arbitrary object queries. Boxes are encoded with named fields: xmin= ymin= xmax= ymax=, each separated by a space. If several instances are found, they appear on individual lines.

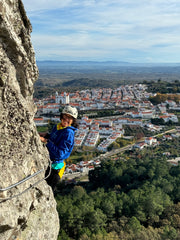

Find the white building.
xmin=140 ymin=111 xmax=154 ymax=119
xmin=74 ymin=130 xmax=88 ymax=146
xmin=84 ymin=131 xmax=99 ymax=147
xmin=55 ymin=91 xmax=69 ymax=104
xmin=42 ymin=105 xmax=60 ymax=114
xmin=145 ymin=137 xmax=157 ymax=145
xmin=159 ymin=114 xmax=178 ymax=123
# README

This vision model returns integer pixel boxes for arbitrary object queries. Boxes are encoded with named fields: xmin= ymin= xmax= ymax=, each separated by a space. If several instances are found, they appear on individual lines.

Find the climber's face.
xmin=61 ymin=114 xmax=73 ymax=127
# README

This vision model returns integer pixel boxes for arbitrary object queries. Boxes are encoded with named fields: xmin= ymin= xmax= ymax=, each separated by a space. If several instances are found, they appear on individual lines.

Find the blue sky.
xmin=23 ymin=0 xmax=180 ymax=63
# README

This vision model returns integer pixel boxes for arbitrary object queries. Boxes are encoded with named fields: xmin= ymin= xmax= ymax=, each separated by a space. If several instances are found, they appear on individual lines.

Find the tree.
xmin=149 ymin=93 xmax=167 ymax=104
xmin=135 ymin=226 xmax=161 ymax=240
xmin=151 ymin=118 xmax=165 ymax=125
xmin=84 ymin=209 xmax=107 ymax=233
xmin=126 ymin=216 xmax=142 ymax=234
xmin=161 ymin=226 xmax=177 ymax=240
xmin=58 ymin=229 xmax=70 ymax=240
xmin=107 ymin=142 xmax=119 ymax=151
xmin=101 ymin=199 xmax=115 ymax=218
xmin=71 ymin=186 xmax=86 ymax=200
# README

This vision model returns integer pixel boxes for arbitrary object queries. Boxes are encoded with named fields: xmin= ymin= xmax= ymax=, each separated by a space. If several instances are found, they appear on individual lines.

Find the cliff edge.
xmin=0 ymin=1 xmax=60 ymax=239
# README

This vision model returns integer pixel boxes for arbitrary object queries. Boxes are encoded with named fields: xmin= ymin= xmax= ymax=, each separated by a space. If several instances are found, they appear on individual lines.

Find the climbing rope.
xmin=0 ymin=159 xmax=52 ymax=203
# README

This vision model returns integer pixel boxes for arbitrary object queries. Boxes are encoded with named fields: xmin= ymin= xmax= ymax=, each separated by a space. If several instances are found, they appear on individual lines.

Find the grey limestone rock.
xmin=0 ymin=1 xmax=60 ymax=239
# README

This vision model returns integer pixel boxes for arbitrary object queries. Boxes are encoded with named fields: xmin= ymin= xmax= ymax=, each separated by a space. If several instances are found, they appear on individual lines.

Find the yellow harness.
xmin=58 ymin=161 xmax=66 ymax=179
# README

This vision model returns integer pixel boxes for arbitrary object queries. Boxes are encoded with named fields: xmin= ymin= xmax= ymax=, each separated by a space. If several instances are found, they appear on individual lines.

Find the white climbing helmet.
xmin=62 ymin=105 xmax=78 ymax=119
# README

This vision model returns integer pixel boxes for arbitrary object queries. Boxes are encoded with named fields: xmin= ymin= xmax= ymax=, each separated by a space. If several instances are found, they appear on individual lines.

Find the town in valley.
xmin=34 ymin=83 xmax=180 ymax=178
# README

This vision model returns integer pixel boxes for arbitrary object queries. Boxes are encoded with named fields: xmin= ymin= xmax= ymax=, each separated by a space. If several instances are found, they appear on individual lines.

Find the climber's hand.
xmin=40 ymin=136 xmax=47 ymax=144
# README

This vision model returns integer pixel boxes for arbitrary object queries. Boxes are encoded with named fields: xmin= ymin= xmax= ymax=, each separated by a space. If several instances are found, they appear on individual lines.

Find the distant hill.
xmin=62 ymin=78 xmax=115 ymax=88
xmin=34 ymin=60 xmax=180 ymax=98
xmin=37 ymin=60 xmax=130 ymax=67
xmin=37 ymin=60 xmax=180 ymax=76
xmin=37 ymin=60 xmax=180 ymax=67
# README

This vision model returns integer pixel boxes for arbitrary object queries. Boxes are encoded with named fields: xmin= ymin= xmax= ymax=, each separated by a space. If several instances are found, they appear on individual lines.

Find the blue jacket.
xmin=46 ymin=125 xmax=77 ymax=168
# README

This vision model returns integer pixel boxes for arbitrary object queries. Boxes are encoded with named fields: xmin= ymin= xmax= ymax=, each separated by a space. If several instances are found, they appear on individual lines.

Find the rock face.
xmin=0 ymin=1 xmax=60 ymax=239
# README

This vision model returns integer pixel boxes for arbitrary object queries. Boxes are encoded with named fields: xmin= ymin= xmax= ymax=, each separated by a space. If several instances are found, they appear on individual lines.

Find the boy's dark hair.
xmin=60 ymin=113 xmax=79 ymax=128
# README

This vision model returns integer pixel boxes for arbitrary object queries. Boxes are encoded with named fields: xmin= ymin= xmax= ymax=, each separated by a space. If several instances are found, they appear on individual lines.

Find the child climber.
xmin=40 ymin=105 xmax=78 ymax=192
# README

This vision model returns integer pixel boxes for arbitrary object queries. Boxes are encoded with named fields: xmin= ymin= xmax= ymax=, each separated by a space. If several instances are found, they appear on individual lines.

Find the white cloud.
xmin=23 ymin=0 xmax=180 ymax=62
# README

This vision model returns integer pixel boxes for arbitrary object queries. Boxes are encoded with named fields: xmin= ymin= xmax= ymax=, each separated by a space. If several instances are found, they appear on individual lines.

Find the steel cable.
xmin=0 ymin=159 xmax=52 ymax=203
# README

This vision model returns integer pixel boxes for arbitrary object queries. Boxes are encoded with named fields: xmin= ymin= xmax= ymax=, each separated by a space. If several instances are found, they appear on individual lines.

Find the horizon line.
xmin=36 ymin=60 xmax=180 ymax=64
